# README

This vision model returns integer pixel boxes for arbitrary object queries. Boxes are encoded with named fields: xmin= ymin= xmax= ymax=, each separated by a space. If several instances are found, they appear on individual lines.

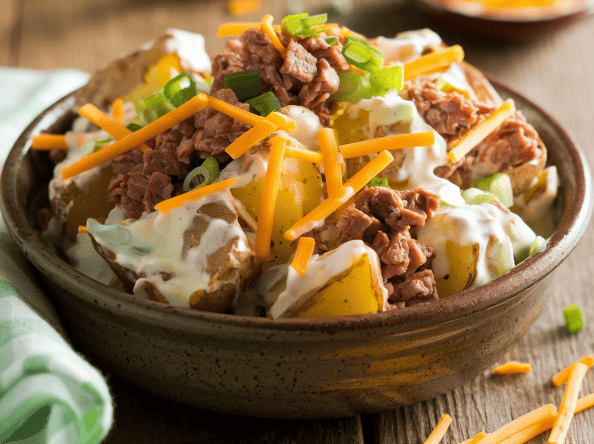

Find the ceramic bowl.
xmin=414 ymin=0 xmax=593 ymax=42
xmin=1 ymin=79 xmax=592 ymax=419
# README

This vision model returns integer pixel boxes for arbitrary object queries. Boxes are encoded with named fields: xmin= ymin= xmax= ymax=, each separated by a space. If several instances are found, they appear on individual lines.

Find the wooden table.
xmin=3 ymin=0 xmax=594 ymax=442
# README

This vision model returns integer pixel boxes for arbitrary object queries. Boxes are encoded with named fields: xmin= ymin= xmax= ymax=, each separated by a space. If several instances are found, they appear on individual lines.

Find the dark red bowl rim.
xmin=1 ymin=79 xmax=592 ymax=337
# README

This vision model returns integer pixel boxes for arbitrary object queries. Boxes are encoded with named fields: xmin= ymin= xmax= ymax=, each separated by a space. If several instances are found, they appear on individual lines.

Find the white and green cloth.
xmin=0 ymin=68 xmax=113 ymax=443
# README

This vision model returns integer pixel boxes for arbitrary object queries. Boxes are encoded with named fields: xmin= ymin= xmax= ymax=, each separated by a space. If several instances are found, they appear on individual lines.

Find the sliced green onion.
xmin=183 ymin=157 xmax=220 ymax=192
xmin=462 ymin=188 xmax=496 ymax=206
xmin=80 ymin=137 xmax=114 ymax=158
xmin=126 ymin=122 xmax=143 ymax=132
xmin=472 ymin=173 xmax=514 ymax=208
xmin=281 ymin=13 xmax=328 ymax=37
xmin=301 ymin=14 xmax=327 ymax=28
xmin=493 ymin=236 xmax=515 ymax=277
xmin=294 ymin=28 xmax=329 ymax=38
xmin=368 ymin=177 xmax=388 ymax=188
xmin=563 ymin=303 xmax=584 ymax=334
xmin=164 ymin=72 xmax=197 ymax=107
xmin=332 ymin=71 xmax=371 ymax=102
xmin=439 ymin=199 xmax=455 ymax=207
xmin=369 ymin=66 xmax=403 ymax=95
xmin=246 ymin=92 xmax=281 ymax=117
xmin=282 ymin=16 xmax=306 ymax=35
xmin=223 ymin=70 xmax=261 ymax=102
xmin=342 ymin=36 xmax=384 ymax=72
xmin=136 ymin=92 xmax=174 ymax=124
xmin=325 ymin=36 xmax=339 ymax=47
xmin=528 ymin=236 xmax=546 ymax=257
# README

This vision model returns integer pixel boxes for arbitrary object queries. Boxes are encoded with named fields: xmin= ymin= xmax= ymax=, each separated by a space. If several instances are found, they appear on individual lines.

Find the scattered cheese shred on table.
xmin=260 ymin=15 xmax=285 ymax=55
xmin=31 ymin=135 xmax=68 ymax=150
xmin=403 ymin=45 xmax=465 ymax=81
xmin=111 ymin=98 xmax=124 ymax=124
xmin=254 ymin=136 xmax=287 ymax=261
xmin=291 ymin=237 xmax=315 ymax=275
xmin=78 ymin=103 xmax=151 ymax=152
xmin=476 ymin=404 xmax=557 ymax=444
xmin=225 ymin=119 xmax=277 ymax=159
xmin=284 ymin=145 xmax=323 ymax=164
xmin=552 ymin=354 xmax=594 ymax=387
xmin=460 ymin=432 xmax=488 ymax=444
xmin=62 ymin=94 xmax=209 ymax=180
xmin=154 ymin=178 xmax=236 ymax=214
xmin=339 ymin=131 xmax=435 ymax=159
xmin=423 ymin=414 xmax=452 ymax=444
xmin=284 ymin=150 xmax=394 ymax=241
xmin=318 ymin=128 xmax=343 ymax=199
xmin=493 ymin=361 xmax=533 ymax=375
xmin=447 ymin=99 xmax=516 ymax=164
xmin=548 ymin=362 xmax=590 ymax=444
xmin=228 ymin=0 xmax=262 ymax=16
xmin=499 ymin=416 xmax=556 ymax=444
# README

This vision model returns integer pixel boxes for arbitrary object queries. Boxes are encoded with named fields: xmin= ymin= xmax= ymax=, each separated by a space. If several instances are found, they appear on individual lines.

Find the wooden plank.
xmin=103 ymin=376 xmax=365 ymax=444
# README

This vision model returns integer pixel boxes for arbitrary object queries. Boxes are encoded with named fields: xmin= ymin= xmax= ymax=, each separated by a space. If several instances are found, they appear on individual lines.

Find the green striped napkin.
xmin=0 ymin=68 xmax=113 ymax=443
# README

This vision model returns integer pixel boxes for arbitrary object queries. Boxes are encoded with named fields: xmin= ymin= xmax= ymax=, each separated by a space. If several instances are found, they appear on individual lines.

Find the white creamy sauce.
xmin=283 ymin=106 xmax=324 ymax=150
xmin=269 ymin=240 xmax=387 ymax=319
xmin=165 ymin=29 xmax=211 ymax=74
xmin=65 ymin=234 xmax=117 ymax=285
xmin=87 ymin=190 xmax=249 ymax=307
xmin=374 ymin=29 xmax=443 ymax=64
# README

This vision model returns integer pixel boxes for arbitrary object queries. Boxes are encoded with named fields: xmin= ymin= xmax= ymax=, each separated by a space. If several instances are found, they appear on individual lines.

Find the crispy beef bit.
xmin=401 ymin=78 xmax=494 ymax=142
xmin=299 ymin=59 xmax=339 ymax=110
xmin=280 ymin=40 xmax=318 ymax=82
xmin=143 ymin=172 xmax=174 ymax=214
xmin=142 ymin=149 xmax=190 ymax=178
xmin=301 ymin=36 xmax=350 ymax=73
xmin=321 ymin=186 xmax=440 ymax=307
xmin=117 ymin=165 xmax=148 ymax=219
xmin=111 ymin=148 xmax=144 ymax=176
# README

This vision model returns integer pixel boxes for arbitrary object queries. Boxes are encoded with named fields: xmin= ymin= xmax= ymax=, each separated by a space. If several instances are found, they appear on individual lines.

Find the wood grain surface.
xmin=3 ymin=0 xmax=594 ymax=442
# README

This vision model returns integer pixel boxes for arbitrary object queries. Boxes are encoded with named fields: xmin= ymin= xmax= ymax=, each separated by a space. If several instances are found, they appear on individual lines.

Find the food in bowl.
xmin=34 ymin=15 xmax=559 ymax=320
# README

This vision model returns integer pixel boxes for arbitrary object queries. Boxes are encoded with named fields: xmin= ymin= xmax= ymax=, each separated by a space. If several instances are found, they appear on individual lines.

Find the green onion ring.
xmin=183 ymin=157 xmax=220 ymax=192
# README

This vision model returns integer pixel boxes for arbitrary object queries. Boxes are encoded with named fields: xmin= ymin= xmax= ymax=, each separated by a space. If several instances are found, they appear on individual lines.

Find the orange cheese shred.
xmin=78 ymin=104 xmax=151 ymax=152
xmin=112 ymin=98 xmax=124 ymax=124
xmin=423 ymin=414 xmax=452 ymax=444
xmin=291 ymin=237 xmax=316 ymax=275
xmin=499 ymin=416 xmax=556 ymax=444
xmin=207 ymin=95 xmax=264 ymax=127
xmin=261 ymin=15 xmax=285 ymax=55
xmin=548 ymin=362 xmax=589 ymax=444
xmin=227 ymin=0 xmax=262 ymax=16
xmin=225 ymin=119 xmax=277 ymax=159
xmin=493 ymin=361 xmax=533 ymax=375
xmin=284 ymin=150 xmax=394 ymax=241
xmin=154 ymin=178 xmax=237 ymax=214
xmin=460 ymin=432 xmax=488 ymax=444
xmin=476 ymin=404 xmax=557 ymax=444
xmin=284 ymin=145 xmax=323 ymax=164
xmin=62 ymin=94 xmax=208 ymax=180
xmin=552 ymin=354 xmax=594 ymax=387
xmin=31 ymin=135 xmax=69 ymax=150
xmin=318 ymin=128 xmax=343 ymax=199
xmin=77 ymin=226 xmax=90 ymax=235
xmin=266 ymin=111 xmax=296 ymax=132
xmin=254 ymin=136 xmax=287 ymax=261
xmin=447 ymin=99 xmax=516 ymax=164
xmin=217 ymin=22 xmax=281 ymax=37
xmin=339 ymin=131 xmax=435 ymax=159
xmin=403 ymin=45 xmax=465 ymax=82
xmin=575 ymin=392 xmax=594 ymax=413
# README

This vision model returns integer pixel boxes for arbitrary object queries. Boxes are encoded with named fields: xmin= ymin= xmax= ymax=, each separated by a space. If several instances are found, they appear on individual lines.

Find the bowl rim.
xmin=1 ymin=78 xmax=592 ymax=337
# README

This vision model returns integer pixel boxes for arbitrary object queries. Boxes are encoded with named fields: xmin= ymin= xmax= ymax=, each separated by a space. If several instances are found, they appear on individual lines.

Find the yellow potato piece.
xmin=435 ymin=241 xmax=479 ymax=298
xmin=124 ymin=53 xmax=182 ymax=103
xmin=293 ymin=255 xmax=381 ymax=318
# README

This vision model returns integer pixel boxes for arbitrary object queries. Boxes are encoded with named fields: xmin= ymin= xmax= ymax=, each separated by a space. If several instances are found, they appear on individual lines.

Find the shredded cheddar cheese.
xmin=112 ymin=98 xmax=124 ymax=124
xmin=339 ymin=131 xmax=435 ymax=159
xmin=78 ymin=104 xmax=151 ymax=152
xmin=62 ymin=94 xmax=208 ymax=180
xmin=548 ymin=362 xmax=589 ymax=444
xmin=31 ymin=135 xmax=69 ymax=150
xmin=228 ymin=0 xmax=262 ymax=16
xmin=576 ymin=392 xmax=594 ymax=413
xmin=493 ymin=361 xmax=533 ymax=375
xmin=77 ymin=226 xmax=90 ymax=235
xmin=499 ymin=416 xmax=556 ymax=444
xmin=154 ymin=178 xmax=237 ymax=213
xmin=266 ymin=111 xmax=296 ymax=132
xmin=261 ymin=15 xmax=285 ymax=55
xmin=284 ymin=145 xmax=323 ymax=164
xmin=284 ymin=150 xmax=394 ymax=241
xmin=423 ymin=414 xmax=452 ymax=444
xmin=254 ymin=136 xmax=287 ymax=261
xmin=460 ymin=432 xmax=488 ymax=444
xmin=403 ymin=45 xmax=465 ymax=82
xmin=447 ymin=99 xmax=516 ymax=164
xmin=476 ymin=404 xmax=557 ymax=444
xmin=552 ymin=354 xmax=594 ymax=387
xmin=350 ymin=65 xmax=368 ymax=77
xmin=291 ymin=237 xmax=316 ymax=275
xmin=318 ymin=128 xmax=343 ymax=199
xmin=225 ymin=119 xmax=277 ymax=159
xmin=217 ymin=22 xmax=281 ymax=37
xmin=207 ymin=95 xmax=263 ymax=127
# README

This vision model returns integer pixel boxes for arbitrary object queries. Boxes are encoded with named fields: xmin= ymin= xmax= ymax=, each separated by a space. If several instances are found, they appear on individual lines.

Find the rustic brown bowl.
xmin=1 ymin=79 xmax=592 ymax=419
xmin=414 ymin=0 xmax=593 ymax=42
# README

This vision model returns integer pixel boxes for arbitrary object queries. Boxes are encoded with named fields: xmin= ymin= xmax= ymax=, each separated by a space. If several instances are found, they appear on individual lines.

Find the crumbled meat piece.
xmin=142 ymin=149 xmax=190 ymax=178
xmin=210 ymin=28 xmax=344 ymax=126
xmin=280 ymin=40 xmax=318 ymax=82
xmin=143 ymin=172 xmax=173 ymax=214
xmin=112 ymin=149 xmax=144 ymax=176
xmin=319 ymin=186 xmax=440 ymax=307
